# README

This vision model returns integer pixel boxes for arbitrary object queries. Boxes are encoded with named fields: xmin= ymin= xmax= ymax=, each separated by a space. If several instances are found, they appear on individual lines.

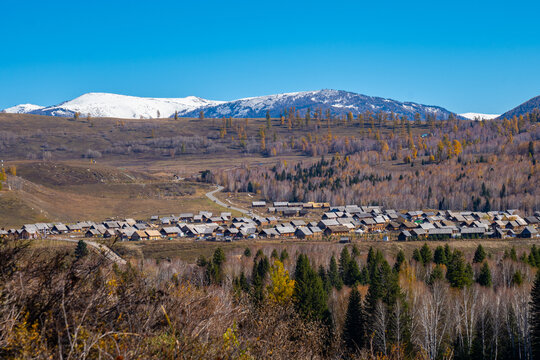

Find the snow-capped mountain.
xmin=459 ymin=112 xmax=499 ymax=120
xmin=2 ymin=103 xmax=44 ymax=114
xmin=4 ymin=93 xmax=224 ymax=119
xmin=181 ymin=89 xmax=456 ymax=120
xmin=3 ymin=90 xmax=459 ymax=120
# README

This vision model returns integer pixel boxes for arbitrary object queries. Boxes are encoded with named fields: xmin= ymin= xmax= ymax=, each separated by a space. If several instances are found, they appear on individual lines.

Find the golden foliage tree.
xmin=267 ymin=260 xmax=295 ymax=304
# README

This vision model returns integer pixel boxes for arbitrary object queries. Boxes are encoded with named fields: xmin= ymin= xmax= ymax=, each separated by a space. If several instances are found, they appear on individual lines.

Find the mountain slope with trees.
xmin=500 ymin=95 xmax=540 ymax=119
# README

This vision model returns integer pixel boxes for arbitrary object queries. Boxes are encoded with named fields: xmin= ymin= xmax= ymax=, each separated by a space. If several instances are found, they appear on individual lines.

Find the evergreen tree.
xmin=244 ymin=247 xmax=251 ymax=257
xmin=328 ymin=255 xmax=343 ymax=290
xmin=339 ymin=247 xmax=352 ymax=284
xmin=420 ymin=243 xmax=433 ymax=265
xmin=206 ymin=247 xmax=226 ymax=284
xmin=347 ymin=260 xmax=361 ymax=285
xmin=352 ymin=244 xmax=360 ymax=258
xmin=394 ymin=250 xmax=405 ymax=272
xmin=434 ymin=245 xmax=447 ymax=265
xmin=319 ymin=265 xmax=331 ymax=294
xmin=75 ymin=240 xmax=88 ymax=259
xmin=251 ymin=255 xmax=270 ymax=304
xmin=473 ymin=244 xmax=487 ymax=263
xmin=444 ymin=244 xmax=452 ymax=262
xmin=428 ymin=264 xmax=445 ymax=285
xmin=271 ymin=249 xmax=279 ymax=259
xmin=446 ymin=250 xmax=473 ymax=289
xmin=412 ymin=248 xmax=423 ymax=264
xmin=510 ymin=247 xmax=518 ymax=261
xmin=476 ymin=262 xmax=492 ymax=287
xmin=266 ymin=110 xmax=271 ymax=129
xmin=343 ymin=287 xmax=365 ymax=353
xmin=530 ymin=270 xmax=540 ymax=358
xmin=294 ymin=254 xmax=328 ymax=321
xmin=279 ymin=249 xmax=289 ymax=262
xmin=512 ymin=270 xmax=523 ymax=286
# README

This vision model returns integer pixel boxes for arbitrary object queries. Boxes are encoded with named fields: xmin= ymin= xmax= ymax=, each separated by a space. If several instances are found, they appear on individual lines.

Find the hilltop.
xmin=3 ymin=89 xmax=459 ymax=120
xmin=500 ymin=95 xmax=540 ymax=118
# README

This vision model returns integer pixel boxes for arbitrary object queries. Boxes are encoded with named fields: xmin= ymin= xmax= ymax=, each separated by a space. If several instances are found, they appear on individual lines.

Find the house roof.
xmin=145 ymin=230 xmax=162 ymax=237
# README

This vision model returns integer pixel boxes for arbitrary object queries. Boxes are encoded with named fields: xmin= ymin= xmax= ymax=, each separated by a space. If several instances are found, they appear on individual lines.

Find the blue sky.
xmin=1 ymin=0 xmax=539 ymax=114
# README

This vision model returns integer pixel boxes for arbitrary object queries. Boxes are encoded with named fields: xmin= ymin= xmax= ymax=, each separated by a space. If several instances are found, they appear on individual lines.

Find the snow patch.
xmin=2 ymin=104 xmax=44 ymax=114
xmin=459 ymin=112 xmax=500 ymax=120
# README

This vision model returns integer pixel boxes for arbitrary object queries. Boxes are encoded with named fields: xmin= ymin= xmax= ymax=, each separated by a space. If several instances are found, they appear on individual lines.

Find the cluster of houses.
xmin=2 ymin=206 xmax=539 ymax=242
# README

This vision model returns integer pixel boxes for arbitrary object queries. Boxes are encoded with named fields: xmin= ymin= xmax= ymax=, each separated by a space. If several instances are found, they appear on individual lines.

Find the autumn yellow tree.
xmin=452 ymin=139 xmax=462 ymax=157
xmin=267 ymin=260 xmax=295 ymax=304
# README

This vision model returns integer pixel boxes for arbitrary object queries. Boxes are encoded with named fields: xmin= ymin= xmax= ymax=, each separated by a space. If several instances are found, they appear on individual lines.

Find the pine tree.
xmin=434 ymin=245 xmax=447 ymax=265
xmin=339 ymin=247 xmax=352 ymax=284
xmin=294 ymin=254 xmax=328 ymax=321
xmin=266 ymin=110 xmax=271 ymax=129
xmin=446 ymin=250 xmax=473 ymax=289
xmin=420 ymin=243 xmax=433 ymax=265
xmin=352 ymin=244 xmax=360 ymax=258
xmin=343 ymin=287 xmax=365 ymax=353
xmin=251 ymin=255 xmax=270 ymax=304
xmin=75 ymin=240 xmax=88 ymax=259
xmin=328 ymin=255 xmax=343 ymax=290
xmin=512 ymin=270 xmax=523 ymax=286
xmin=476 ymin=262 xmax=492 ymax=287
xmin=510 ymin=247 xmax=518 ymax=261
xmin=412 ymin=248 xmax=423 ymax=264
xmin=206 ymin=247 xmax=226 ymax=284
xmin=394 ymin=250 xmax=405 ymax=272
xmin=530 ymin=269 xmax=540 ymax=358
xmin=473 ymin=244 xmax=487 ymax=263
xmin=279 ymin=249 xmax=289 ymax=262
xmin=428 ymin=264 xmax=445 ymax=285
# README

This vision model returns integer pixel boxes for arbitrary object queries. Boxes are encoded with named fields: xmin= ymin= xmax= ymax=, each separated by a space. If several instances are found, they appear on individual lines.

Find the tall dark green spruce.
xmin=446 ymin=250 xmax=473 ymax=289
xmin=251 ymin=254 xmax=270 ymax=304
xmin=434 ymin=245 xmax=447 ymax=265
xmin=328 ymin=255 xmax=343 ymax=290
xmin=476 ymin=262 xmax=492 ymax=287
xmin=473 ymin=244 xmax=487 ymax=263
xmin=294 ymin=254 xmax=329 ymax=322
xmin=343 ymin=286 xmax=365 ymax=353
xmin=530 ymin=270 xmax=540 ymax=358
xmin=75 ymin=240 xmax=88 ymax=259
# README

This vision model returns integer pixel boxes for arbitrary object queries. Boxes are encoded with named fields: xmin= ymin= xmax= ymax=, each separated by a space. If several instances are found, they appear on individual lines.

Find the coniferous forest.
xmin=3 ymin=237 xmax=540 ymax=359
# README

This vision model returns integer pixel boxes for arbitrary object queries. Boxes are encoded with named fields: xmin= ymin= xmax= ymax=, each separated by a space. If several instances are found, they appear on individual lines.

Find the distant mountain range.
xmin=3 ymin=90 xmax=539 ymax=120
xmin=1 ymin=93 xmax=223 ymax=119
xmin=180 ymin=89 xmax=454 ymax=120
xmin=1 ymin=90 xmax=456 ymax=120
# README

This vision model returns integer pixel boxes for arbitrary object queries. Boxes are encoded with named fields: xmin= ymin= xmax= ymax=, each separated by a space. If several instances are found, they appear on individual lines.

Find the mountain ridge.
xmin=3 ymin=89 xmax=460 ymax=120
xmin=500 ymin=95 xmax=540 ymax=119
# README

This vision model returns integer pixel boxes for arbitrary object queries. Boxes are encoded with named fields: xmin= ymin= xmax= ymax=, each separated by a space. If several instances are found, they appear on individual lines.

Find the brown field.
xmin=0 ymin=161 xmax=241 ymax=227
xmin=111 ymin=237 xmax=540 ymax=264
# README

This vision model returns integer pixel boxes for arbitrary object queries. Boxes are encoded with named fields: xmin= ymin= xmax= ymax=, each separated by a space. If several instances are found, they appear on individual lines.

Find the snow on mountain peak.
xmin=7 ymin=92 xmax=225 ymax=119
xmin=2 ymin=89 xmax=459 ymax=120
xmin=459 ymin=112 xmax=500 ymax=120
xmin=2 ymin=103 xmax=44 ymax=114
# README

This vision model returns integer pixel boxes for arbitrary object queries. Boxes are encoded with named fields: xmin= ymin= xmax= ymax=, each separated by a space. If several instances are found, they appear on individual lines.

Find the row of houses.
xmin=3 ymin=208 xmax=539 ymax=242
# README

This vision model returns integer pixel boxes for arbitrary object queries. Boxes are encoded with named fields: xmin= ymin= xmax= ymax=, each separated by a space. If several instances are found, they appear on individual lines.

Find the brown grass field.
xmin=111 ymin=237 xmax=540 ymax=264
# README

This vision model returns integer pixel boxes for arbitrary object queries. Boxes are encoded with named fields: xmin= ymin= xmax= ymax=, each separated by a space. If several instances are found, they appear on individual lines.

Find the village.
xmin=5 ymin=200 xmax=540 ymax=242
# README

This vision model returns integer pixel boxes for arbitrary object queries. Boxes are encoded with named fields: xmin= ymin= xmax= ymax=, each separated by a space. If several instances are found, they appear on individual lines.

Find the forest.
xmin=214 ymin=110 xmax=540 ymax=212
xmin=2 ymin=237 xmax=540 ymax=359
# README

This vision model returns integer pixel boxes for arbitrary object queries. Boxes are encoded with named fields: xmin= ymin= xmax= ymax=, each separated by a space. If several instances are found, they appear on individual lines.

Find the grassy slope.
xmin=0 ymin=162 xmax=240 ymax=227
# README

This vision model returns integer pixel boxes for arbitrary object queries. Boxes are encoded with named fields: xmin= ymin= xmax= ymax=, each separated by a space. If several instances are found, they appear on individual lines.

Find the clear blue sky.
xmin=1 ymin=0 xmax=539 ymax=114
